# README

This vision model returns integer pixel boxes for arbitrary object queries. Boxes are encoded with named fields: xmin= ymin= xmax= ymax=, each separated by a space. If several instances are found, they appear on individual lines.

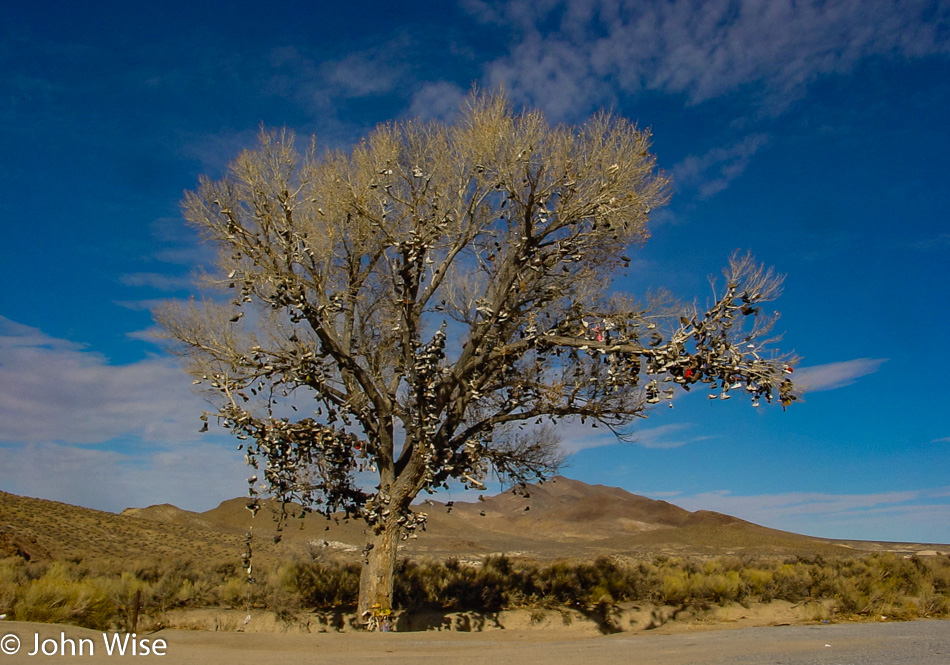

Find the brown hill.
xmin=0 ymin=490 xmax=291 ymax=567
xmin=120 ymin=503 xmax=215 ymax=530
xmin=3 ymin=478 xmax=921 ymax=568
xmin=409 ymin=476 xmax=845 ymax=559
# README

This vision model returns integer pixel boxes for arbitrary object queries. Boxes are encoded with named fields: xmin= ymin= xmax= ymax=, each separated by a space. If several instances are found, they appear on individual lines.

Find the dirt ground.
xmin=3 ymin=614 xmax=948 ymax=665
xmin=154 ymin=599 xmax=819 ymax=635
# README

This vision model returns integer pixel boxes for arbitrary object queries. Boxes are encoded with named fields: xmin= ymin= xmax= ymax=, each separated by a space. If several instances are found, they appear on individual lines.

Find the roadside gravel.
xmin=2 ymin=618 xmax=947 ymax=664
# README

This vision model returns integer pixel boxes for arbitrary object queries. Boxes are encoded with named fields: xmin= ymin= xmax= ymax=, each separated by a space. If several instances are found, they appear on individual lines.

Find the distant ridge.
xmin=3 ymin=479 xmax=939 ymax=565
xmin=113 ymin=476 xmax=871 ymax=559
xmin=469 ymin=475 xmax=710 ymax=526
xmin=120 ymin=503 xmax=214 ymax=530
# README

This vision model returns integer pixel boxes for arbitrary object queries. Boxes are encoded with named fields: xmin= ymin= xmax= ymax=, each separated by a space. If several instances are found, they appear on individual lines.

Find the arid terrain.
xmin=2 ymin=477 xmax=943 ymax=567
xmin=2 ymin=476 xmax=948 ymax=649
xmin=2 ymin=618 xmax=949 ymax=665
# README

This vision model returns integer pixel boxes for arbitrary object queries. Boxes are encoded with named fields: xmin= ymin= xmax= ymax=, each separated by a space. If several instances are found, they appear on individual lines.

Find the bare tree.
xmin=156 ymin=93 xmax=797 ymax=618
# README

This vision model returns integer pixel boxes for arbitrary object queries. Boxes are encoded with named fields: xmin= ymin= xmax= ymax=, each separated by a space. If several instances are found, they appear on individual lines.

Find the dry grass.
xmin=3 ymin=552 xmax=948 ymax=632
xmin=3 ymin=483 xmax=949 ymax=632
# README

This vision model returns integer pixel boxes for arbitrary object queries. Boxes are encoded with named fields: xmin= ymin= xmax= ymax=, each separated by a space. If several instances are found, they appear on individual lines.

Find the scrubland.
xmin=2 ymin=551 xmax=948 ymax=633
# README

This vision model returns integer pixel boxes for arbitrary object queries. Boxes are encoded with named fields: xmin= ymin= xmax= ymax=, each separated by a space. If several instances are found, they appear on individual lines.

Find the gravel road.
xmin=3 ymin=619 xmax=947 ymax=664
xmin=609 ymin=620 xmax=949 ymax=665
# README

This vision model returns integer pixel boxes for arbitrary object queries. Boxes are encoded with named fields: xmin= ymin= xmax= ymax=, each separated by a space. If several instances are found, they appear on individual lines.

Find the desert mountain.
xmin=409 ymin=476 xmax=831 ymax=558
xmin=2 ymin=477 xmax=906 ymax=567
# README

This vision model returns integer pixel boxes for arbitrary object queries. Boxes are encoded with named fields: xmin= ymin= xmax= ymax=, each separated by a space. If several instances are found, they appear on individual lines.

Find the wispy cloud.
xmin=629 ymin=423 xmax=714 ymax=450
xmin=673 ymin=133 xmax=770 ymax=198
xmin=119 ymin=273 xmax=194 ymax=291
xmin=468 ymin=0 xmax=950 ymax=118
xmin=548 ymin=418 xmax=615 ymax=454
xmin=260 ymin=38 xmax=435 ymax=143
xmin=0 ymin=315 xmax=251 ymax=512
xmin=320 ymin=50 xmax=407 ymax=99
xmin=910 ymin=232 xmax=950 ymax=251
xmin=560 ymin=420 xmax=711 ymax=453
xmin=679 ymin=488 xmax=920 ymax=517
xmin=407 ymin=82 xmax=468 ymax=121
xmin=795 ymin=358 xmax=887 ymax=392
xmin=177 ymin=127 xmax=262 ymax=177
xmin=113 ymin=297 xmax=190 ymax=313
xmin=485 ymin=36 xmax=611 ymax=120
xmin=669 ymin=486 xmax=950 ymax=542
xmin=0 ymin=441 xmax=246 ymax=514
xmin=0 ymin=315 xmax=207 ymax=445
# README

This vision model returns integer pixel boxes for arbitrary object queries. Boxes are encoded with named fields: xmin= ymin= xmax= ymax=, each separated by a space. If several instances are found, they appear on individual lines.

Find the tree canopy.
xmin=156 ymin=93 xmax=797 ymax=616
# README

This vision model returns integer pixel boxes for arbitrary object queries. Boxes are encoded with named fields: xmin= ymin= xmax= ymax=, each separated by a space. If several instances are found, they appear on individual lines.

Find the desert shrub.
xmin=282 ymin=560 xmax=360 ymax=608
xmin=514 ymin=557 xmax=635 ymax=608
xmin=533 ymin=561 xmax=589 ymax=605
xmin=915 ymin=586 xmax=950 ymax=616
xmin=771 ymin=562 xmax=813 ymax=601
xmin=217 ymin=576 xmax=251 ymax=609
xmin=130 ymin=556 xmax=241 ymax=612
xmin=404 ymin=557 xmax=509 ymax=610
xmin=929 ymin=556 xmax=950 ymax=593
xmin=6 ymin=551 xmax=950 ymax=627
xmin=173 ymin=578 xmax=197 ymax=605
xmin=831 ymin=575 xmax=871 ymax=615
xmin=20 ymin=559 xmax=51 ymax=582
xmin=741 ymin=567 xmax=775 ymax=600
xmin=393 ymin=558 xmax=484 ymax=610
xmin=482 ymin=554 xmax=533 ymax=605
xmin=659 ymin=570 xmax=692 ymax=605
xmin=13 ymin=562 xmax=115 ymax=630
xmin=101 ymin=572 xmax=151 ymax=631
xmin=703 ymin=556 xmax=745 ymax=574
xmin=696 ymin=571 xmax=744 ymax=604
xmin=381 ymin=553 xmax=949 ymax=617
xmin=911 ymin=556 xmax=950 ymax=616
xmin=250 ymin=566 xmax=302 ymax=618
xmin=133 ymin=558 xmax=199 ymax=611
xmin=440 ymin=561 xmax=503 ymax=609
xmin=0 ymin=557 xmax=26 ymax=614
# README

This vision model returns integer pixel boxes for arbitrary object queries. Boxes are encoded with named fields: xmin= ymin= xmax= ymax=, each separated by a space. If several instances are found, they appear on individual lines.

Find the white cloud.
xmin=113 ymin=298 xmax=186 ymax=313
xmin=673 ymin=133 xmax=770 ymax=198
xmin=669 ymin=486 xmax=950 ymax=542
xmin=0 ymin=315 xmax=208 ymax=445
xmin=263 ymin=40 xmax=419 ymax=131
xmin=469 ymin=0 xmax=950 ymax=117
xmin=678 ymin=488 xmax=921 ymax=517
xmin=559 ymin=420 xmax=710 ymax=453
xmin=486 ymin=37 xmax=611 ymax=120
xmin=0 ymin=316 xmax=320 ymax=513
xmin=0 ymin=440 xmax=247 ymax=513
xmin=177 ymin=127 xmax=261 ymax=177
xmin=406 ymin=81 xmax=468 ymax=122
xmin=321 ymin=51 xmax=406 ymax=98
xmin=119 ymin=272 xmax=194 ymax=292
xmin=628 ymin=422 xmax=713 ymax=450
xmin=795 ymin=358 xmax=887 ymax=392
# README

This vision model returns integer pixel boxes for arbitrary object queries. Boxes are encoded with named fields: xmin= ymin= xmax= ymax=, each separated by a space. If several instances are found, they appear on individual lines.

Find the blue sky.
xmin=1 ymin=0 xmax=948 ymax=543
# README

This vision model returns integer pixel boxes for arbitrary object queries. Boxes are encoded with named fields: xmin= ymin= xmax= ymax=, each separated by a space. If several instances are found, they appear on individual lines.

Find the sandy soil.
xmin=154 ymin=600 xmax=818 ymax=635
xmin=3 ymin=618 xmax=949 ymax=665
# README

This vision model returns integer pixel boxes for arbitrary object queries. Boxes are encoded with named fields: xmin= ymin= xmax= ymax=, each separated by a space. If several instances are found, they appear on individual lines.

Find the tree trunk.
xmin=357 ymin=518 xmax=402 ymax=622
